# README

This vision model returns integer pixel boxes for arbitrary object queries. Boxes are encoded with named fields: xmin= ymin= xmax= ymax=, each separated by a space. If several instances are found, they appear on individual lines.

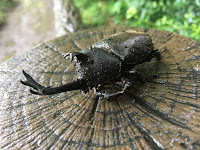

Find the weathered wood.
xmin=0 ymin=27 xmax=200 ymax=150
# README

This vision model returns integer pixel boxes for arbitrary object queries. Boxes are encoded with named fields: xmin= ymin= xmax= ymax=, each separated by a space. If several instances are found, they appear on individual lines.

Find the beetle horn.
xmin=21 ymin=70 xmax=87 ymax=95
xmin=63 ymin=52 xmax=80 ymax=62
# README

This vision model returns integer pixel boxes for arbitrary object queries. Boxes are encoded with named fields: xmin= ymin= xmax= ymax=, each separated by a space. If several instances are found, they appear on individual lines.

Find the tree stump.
xmin=0 ymin=27 xmax=199 ymax=150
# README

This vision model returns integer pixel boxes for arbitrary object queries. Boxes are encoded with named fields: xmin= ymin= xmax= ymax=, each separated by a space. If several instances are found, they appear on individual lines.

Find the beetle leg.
xmin=146 ymin=49 xmax=162 ymax=62
xmin=138 ymin=49 xmax=162 ymax=65
xmin=21 ymin=70 xmax=88 ymax=95
xmin=123 ymin=70 xmax=145 ymax=83
xmin=107 ymin=81 xmax=131 ymax=101
xmin=153 ymin=49 xmax=162 ymax=61
xmin=94 ymin=84 xmax=105 ymax=92
xmin=93 ymin=81 xmax=131 ymax=101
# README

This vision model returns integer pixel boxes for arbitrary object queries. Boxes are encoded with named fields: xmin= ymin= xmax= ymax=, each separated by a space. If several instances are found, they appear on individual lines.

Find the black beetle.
xmin=21 ymin=30 xmax=161 ymax=99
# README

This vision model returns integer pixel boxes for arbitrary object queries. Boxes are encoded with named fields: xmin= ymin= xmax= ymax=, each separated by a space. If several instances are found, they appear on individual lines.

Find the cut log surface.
xmin=0 ymin=27 xmax=200 ymax=150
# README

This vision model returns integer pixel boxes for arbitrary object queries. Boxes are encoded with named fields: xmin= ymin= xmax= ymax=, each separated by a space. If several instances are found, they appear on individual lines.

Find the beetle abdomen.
xmin=93 ymin=30 xmax=155 ymax=65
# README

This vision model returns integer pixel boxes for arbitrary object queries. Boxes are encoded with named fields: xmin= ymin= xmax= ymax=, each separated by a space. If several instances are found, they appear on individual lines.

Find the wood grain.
xmin=0 ymin=27 xmax=199 ymax=150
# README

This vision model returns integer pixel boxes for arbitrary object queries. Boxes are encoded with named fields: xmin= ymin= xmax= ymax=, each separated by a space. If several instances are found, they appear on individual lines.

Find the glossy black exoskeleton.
xmin=21 ymin=30 xmax=161 ymax=99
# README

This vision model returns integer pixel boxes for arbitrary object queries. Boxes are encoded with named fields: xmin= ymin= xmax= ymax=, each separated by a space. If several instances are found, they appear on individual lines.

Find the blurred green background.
xmin=74 ymin=0 xmax=200 ymax=41
xmin=1 ymin=0 xmax=200 ymax=41
xmin=0 ymin=0 xmax=18 ymax=26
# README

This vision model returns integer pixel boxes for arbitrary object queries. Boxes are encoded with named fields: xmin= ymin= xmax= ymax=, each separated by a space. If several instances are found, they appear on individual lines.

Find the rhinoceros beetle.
xmin=21 ymin=30 xmax=161 ymax=99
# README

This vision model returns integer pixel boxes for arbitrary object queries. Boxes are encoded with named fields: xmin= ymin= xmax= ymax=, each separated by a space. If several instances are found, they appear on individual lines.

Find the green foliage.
xmin=74 ymin=0 xmax=200 ymax=41
xmin=23 ymin=0 xmax=44 ymax=11
xmin=0 ymin=0 xmax=18 ymax=25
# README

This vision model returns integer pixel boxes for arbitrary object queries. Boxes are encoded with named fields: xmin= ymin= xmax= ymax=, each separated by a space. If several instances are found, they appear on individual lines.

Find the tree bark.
xmin=53 ymin=0 xmax=83 ymax=36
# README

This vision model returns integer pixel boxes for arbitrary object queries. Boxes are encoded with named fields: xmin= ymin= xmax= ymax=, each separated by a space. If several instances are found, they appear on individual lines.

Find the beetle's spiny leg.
xmin=93 ymin=81 xmax=131 ymax=100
